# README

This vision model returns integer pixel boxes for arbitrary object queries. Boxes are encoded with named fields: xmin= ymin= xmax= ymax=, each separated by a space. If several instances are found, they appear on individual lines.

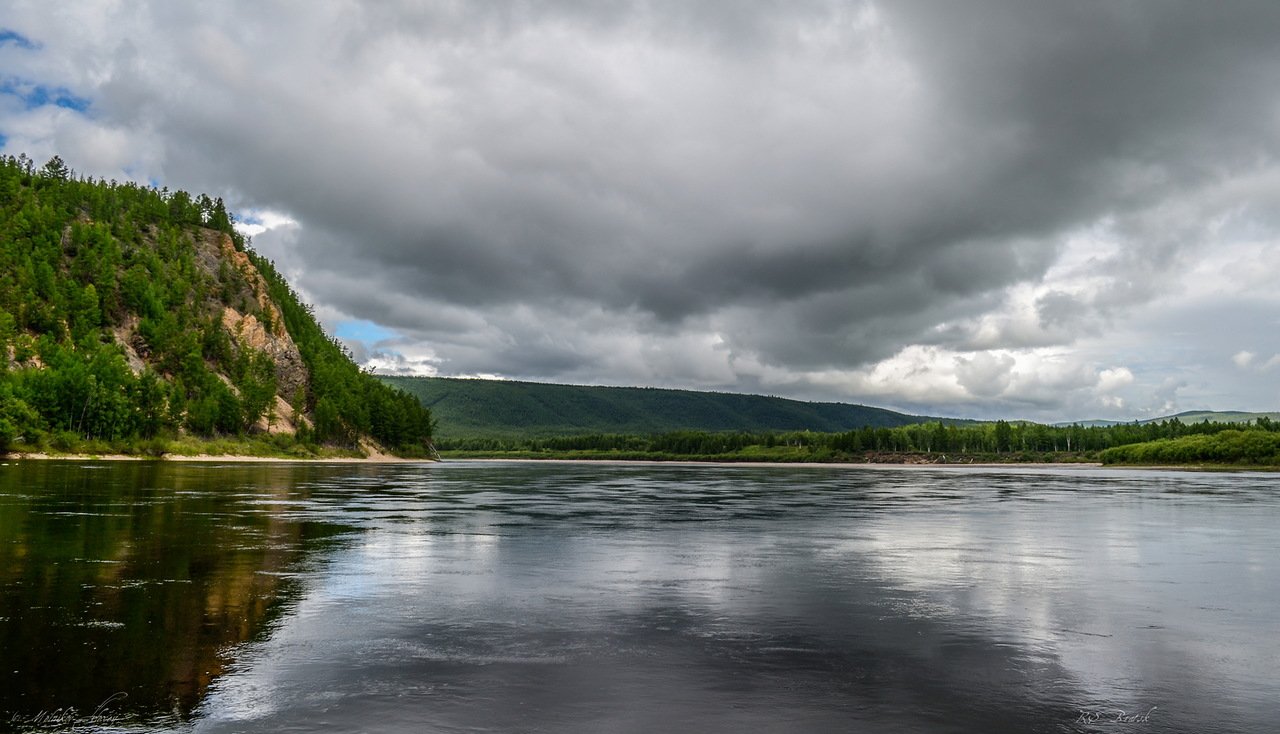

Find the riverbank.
xmin=6 ymin=450 xmax=1264 ymax=471
xmin=1 ymin=436 xmax=431 ymax=462
xmin=448 ymin=456 xmax=1110 ymax=470
xmin=438 ymin=451 xmax=1279 ymax=471
xmin=4 ymin=451 xmax=422 ymax=463
xmin=436 ymin=448 xmax=1102 ymax=465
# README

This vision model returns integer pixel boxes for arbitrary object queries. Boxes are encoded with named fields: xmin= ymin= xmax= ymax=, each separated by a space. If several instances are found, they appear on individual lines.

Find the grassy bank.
xmin=439 ymin=447 xmax=1100 ymax=464
xmin=0 ymin=431 xmax=426 ymax=461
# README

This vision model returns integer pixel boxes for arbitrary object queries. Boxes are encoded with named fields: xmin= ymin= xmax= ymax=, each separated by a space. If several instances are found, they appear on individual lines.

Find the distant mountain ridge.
xmin=379 ymin=376 xmax=966 ymax=438
xmin=1055 ymin=410 xmax=1280 ymax=428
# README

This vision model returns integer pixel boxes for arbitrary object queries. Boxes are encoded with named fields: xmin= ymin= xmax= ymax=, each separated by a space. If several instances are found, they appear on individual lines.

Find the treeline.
xmin=0 ymin=153 xmax=433 ymax=455
xmin=437 ymin=417 xmax=1280 ymax=464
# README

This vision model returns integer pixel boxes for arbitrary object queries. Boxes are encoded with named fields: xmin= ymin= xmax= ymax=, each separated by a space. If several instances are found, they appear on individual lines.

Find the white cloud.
xmin=1097 ymin=367 xmax=1135 ymax=393
xmin=234 ymin=209 xmax=298 ymax=239
xmin=364 ymin=351 xmax=440 ymax=378
xmin=955 ymin=352 xmax=1016 ymax=398
xmin=1231 ymin=350 xmax=1280 ymax=373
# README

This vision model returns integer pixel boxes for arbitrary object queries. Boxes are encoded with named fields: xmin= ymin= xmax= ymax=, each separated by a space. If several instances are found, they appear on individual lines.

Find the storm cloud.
xmin=3 ymin=0 xmax=1280 ymax=420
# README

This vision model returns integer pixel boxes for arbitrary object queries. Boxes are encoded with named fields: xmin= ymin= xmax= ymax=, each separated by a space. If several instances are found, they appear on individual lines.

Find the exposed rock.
xmin=192 ymin=231 xmax=289 ymax=335
xmin=111 ymin=315 xmax=147 ymax=376
xmin=77 ymin=227 xmax=319 ymax=436
xmin=220 ymin=305 xmax=309 ymax=405
xmin=253 ymin=395 xmax=313 ymax=435
xmin=6 ymin=344 xmax=43 ymax=371
xmin=189 ymin=229 xmax=311 ymax=431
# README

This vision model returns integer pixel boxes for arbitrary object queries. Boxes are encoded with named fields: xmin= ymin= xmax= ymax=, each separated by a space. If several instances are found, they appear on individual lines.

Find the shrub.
xmin=51 ymin=430 xmax=80 ymax=452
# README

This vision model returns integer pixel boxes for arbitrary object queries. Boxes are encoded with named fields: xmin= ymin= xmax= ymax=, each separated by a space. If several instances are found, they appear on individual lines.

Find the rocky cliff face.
xmin=199 ymin=232 xmax=308 ymax=390
xmin=105 ymin=227 xmax=314 ymax=436
xmin=195 ymin=230 xmax=312 ymax=435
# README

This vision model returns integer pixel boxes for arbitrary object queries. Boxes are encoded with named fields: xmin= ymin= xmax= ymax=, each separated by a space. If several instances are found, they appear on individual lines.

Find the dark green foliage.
xmin=0 ymin=153 xmax=432 ymax=455
xmin=232 ymin=349 xmax=277 ymax=433
xmin=438 ymin=417 xmax=1280 ymax=466
xmin=382 ymin=376 xmax=943 ymax=439
xmin=0 ymin=380 xmax=39 ymax=451
xmin=17 ymin=338 xmax=137 ymax=440
xmin=1100 ymin=429 xmax=1280 ymax=466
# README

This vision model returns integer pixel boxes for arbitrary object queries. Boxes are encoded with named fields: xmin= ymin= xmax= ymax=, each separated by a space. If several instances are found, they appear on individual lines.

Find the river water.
xmin=0 ymin=460 xmax=1275 ymax=733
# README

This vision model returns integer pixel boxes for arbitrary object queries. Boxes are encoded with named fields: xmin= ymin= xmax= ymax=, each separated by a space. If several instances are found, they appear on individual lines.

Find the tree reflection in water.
xmin=0 ymin=461 xmax=350 ymax=727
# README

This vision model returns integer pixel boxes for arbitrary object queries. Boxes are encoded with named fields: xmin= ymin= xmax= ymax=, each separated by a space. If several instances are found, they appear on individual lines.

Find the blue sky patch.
xmin=334 ymin=319 xmax=399 ymax=345
xmin=0 ymin=29 xmax=38 ymax=50
xmin=0 ymin=132 xmax=7 ymax=149
xmin=0 ymin=78 xmax=91 ymax=112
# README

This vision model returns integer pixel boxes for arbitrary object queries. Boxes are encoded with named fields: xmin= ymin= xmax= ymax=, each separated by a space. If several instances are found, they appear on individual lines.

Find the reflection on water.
xmin=1 ymin=461 xmax=1277 ymax=733
xmin=0 ymin=462 xmax=350 ymax=727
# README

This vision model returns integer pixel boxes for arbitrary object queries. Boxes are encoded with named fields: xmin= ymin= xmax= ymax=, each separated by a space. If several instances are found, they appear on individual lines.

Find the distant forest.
xmin=438 ymin=417 xmax=1280 ymax=467
xmin=381 ymin=375 xmax=942 ymax=438
xmin=0 ymin=154 xmax=433 ymax=456
xmin=388 ymin=375 xmax=1280 ymax=466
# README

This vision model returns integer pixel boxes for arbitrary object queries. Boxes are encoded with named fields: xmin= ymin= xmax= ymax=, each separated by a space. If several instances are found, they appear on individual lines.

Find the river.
xmin=0 ymin=460 xmax=1275 ymax=733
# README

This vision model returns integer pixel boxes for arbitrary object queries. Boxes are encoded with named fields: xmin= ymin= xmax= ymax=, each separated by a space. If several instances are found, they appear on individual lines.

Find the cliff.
xmin=0 ymin=154 xmax=434 ymax=456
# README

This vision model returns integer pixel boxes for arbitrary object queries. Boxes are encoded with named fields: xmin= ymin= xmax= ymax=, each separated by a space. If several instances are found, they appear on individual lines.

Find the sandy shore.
xmin=5 ymin=452 xmax=427 ymax=463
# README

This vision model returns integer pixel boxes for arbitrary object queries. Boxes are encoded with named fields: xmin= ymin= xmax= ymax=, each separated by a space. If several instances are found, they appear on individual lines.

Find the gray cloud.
xmin=4 ymin=0 xmax=1280 ymax=419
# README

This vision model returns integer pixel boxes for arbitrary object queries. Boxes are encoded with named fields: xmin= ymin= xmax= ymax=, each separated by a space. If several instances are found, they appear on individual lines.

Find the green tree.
xmin=40 ymin=155 xmax=70 ymax=181
xmin=994 ymin=420 xmax=1013 ymax=453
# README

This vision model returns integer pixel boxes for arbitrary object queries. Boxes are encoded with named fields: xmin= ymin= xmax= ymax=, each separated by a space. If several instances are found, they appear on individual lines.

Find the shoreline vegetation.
xmin=0 ymin=433 xmax=422 ymax=462
xmin=7 ymin=453 xmax=413 ymax=463
xmin=434 ymin=421 xmax=1280 ymax=470
xmin=7 ymin=423 xmax=1280 ymax=470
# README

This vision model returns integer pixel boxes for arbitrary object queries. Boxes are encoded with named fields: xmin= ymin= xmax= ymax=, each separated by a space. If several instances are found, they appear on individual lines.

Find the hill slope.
xmin=1158 ymin=410 xmax=1280 ymax=424
xmin=1056 ymin=410 xmax=1280 ymax=428
xmin=0 ymin=154 xmax=433 ymax=456
xmin=380 ymin=375 xmax=942 ymax=438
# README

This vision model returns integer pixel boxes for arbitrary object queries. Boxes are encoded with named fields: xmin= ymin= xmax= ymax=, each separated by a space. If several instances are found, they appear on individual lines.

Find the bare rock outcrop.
xmin=110 ymin=315 xmax=148 ymax=376
xmin=193 ymin=230 xmax=311 ymax=432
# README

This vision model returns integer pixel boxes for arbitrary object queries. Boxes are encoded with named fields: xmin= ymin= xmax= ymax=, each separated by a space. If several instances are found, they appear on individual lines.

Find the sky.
xmin=2 ymin=1 xmax=1279 ymax=422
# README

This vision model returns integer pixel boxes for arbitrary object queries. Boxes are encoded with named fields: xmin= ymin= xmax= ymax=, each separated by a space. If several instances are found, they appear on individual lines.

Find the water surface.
xmin=1 ymin=460 xmax=1275 ymax=733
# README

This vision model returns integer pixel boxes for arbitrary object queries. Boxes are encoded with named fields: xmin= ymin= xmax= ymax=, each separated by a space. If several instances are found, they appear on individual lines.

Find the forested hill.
xmin=0 ymin=154 xmax=433 ymax=457
xmin=380 ymin=375 xmax=942 ymax=438
xmin=1057 ymin=410 xmax=1280 ymax=428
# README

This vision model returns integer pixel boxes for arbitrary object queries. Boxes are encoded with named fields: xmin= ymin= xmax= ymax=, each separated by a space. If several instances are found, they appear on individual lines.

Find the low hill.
xmin=1159 ymin=410 xmax=1280 ymax=424
xmin=0 ymin=154 xmax=433 ymax=456
xmin=379 ymin=376 xmax=948 ymax=438
xmin=1056 ymin=410 xmax=1280 ymax=428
